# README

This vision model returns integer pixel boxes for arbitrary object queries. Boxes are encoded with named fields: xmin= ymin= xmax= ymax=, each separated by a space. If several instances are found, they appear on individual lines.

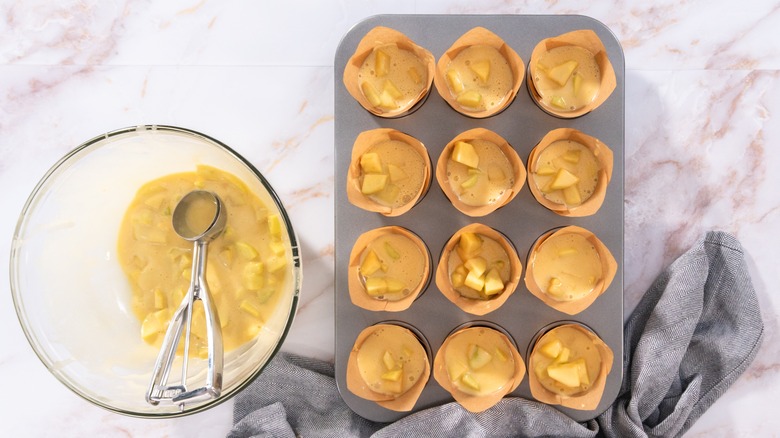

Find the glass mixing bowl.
xmin=10 ymin=125 xmax=301 ymax=417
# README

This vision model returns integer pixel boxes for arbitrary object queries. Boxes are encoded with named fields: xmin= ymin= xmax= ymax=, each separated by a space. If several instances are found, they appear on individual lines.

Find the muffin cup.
xmin=527 ymin=29 xmax=617 ymax=118
xmin=436 ymin=128 xmax=526 ymax=217
xmin=527 ymin=128 xmax=613 ymax=217
xmin=433 ymin=324 xmax=526 ymax=413
xmin=435 ymin=223 xmax=522 ymax=316
xmin=346 ymin=323 xmax=431 ymax=411
xmin=348 ymin=226 xmax=431 ymax=312
xmin=346 ymin=128 xmax=432 ymax=216
xmin=433 ymin=27 xmax=525 ymax=118
xmin=343 ymin=26 xmax=435 ymax=118
xmin=524 ymin=226 xmax=618 ymax=315
xmin=528 ymin=323 xmax=613 ymax=410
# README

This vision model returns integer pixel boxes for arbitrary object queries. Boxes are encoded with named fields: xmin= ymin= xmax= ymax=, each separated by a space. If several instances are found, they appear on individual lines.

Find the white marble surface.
xmin=1 ymin=0 xmax=779 ymax=436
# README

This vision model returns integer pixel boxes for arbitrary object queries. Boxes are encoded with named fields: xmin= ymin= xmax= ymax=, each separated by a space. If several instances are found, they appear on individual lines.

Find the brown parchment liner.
xmin=435 ymin=223 xmax=522 ymax=316
xmin=524 ymin=226 xmax=618 ymax=315
xmin=433 ymin=27 xmax=525 ymax=118
xmin=343 ymin=26 xmax=436 ymax=118
xmin=346 ymin=128 xmax=432 ymax=217
xmin=528 ymin=324 xmax=614 ymax=411
xmin=348 ymin=226 xmax=431 ymax=312
xmin=435 ymin=128 xmax=527 ymax=217
xmin=346 ymin=323 xmax=431 ymax=412
xmin=433 ymin=326 xmax=526 ymax=413
xmin=527 ymin=29 xmax=617 ymax=119
xmin=527 ymin=128 xmax=613 ymax=217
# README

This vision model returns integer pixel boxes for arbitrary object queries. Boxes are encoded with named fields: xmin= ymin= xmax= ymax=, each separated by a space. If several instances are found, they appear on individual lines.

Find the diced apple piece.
xmin=464 ymin=270 xmax=486 ymax=291
xmin=268 ymin=214 xmax=283 ymax=239
xmin=378 ymin=89 xmax=398 ymax=110
xmin=383 ymin=350 xmax=396 ymax=370
xmin=452 ymin=141 xmax=480 ymax=168
xmin=360 ymin=249 xmax=383 ymax=276
xmin=269 ymin=240 xmax=286 ymax=256
xmin=374 ymin=183 xmax=400 ymax=205
xmin=539 ymin=339 xmax=563 ymax=359
xmin=257 ymin=286 xmax=275 ymax=304
xmin=240 ymin=299 xmax=261 ymax=318
xmin=563 ymin=149 xmax=581 ymax=164
xmin=360 ymin=152 xmax=383 ymax=174
xmin=134 ymin=224 xmax=167 ymax=244
xmin=555 ymin=347 xmax=571 ymax=364
xmin=384 ymin=242 xmax=400 ymax=259
xmin=408 ymin=67 xmax=421 ymax=84
xmin=365 ymin=277 xmax=388 ymax=296
xmin=144 ymin=193 xmax=166 ymax=210
xmin=219 ymin=248 xmax=234 ymax=266
xmin=361 ymin=174 xmax=388 ymax=195
xmin=361 ymin=81 xmax=382 ymax=107
xmin=547 ymin=361 xmax=581 ymax=387
xmin=448 ymin=361 xmax=469 ymax=382
xmin=547 ymin=277 xmax=563 ymax=296
xmin=267 ymin=255 xmax=287 ymax=273
xmin=572 ymin=72 xmax=583 ymax=96
xmin=457 ymin=90 xmax=482 ymax=108
xmin=464 ymin=257 xmax=488 ymax=277
xmin=572 ymin=358 xmax=590 ymax=386
xmin=235 ymin=241 xmax=259 ymax=260
xmin=386 ymin=278 xmax=405 ymax=294
xmin=460 ymin=373 xmax=481 ymax=391
xmin=487 ymin=164 xmax=506 ymax=182
xmin=451 ymin=264 xmax=468 ymax=288
xmin=141 ymin=310 xmax=167 ymax=342
xmin=468 ymin=344 xmax=493 ymax=370
xmin=469 ymin=60 xmax=490 ymax=82
xmin=381 ymin=368 xmax=403 ymax=382
xmin=133 ymin=209 xmax=153 ymax=226
xmin=536 ymin=165 xmax=557 ymax=176
xmin=387 ymin=163 xmax=408 ymax=182
xmin=547 ymin=60 xmax=579 ymax=86
xmin=550 ymin=168 xmax=580 ymax=190
xmin=483 ymin=268 xmax=504 ymax=296
xmin=375 ymin=49 xmax=390 ymax=77
xmin=446 ymin=69 xmax=465 ymax=94
xmin=563 ymin=185 xmax=582 ymax=205
xmin=495 ymin=347 xmax=509 ymax=362
xmin=558 ymin=248 xmax=578 ymax=257
xmin=461 ymin=174 xmax=479 ymax=189
xmin=243 ymin=261 xmax=264 ymax=290
xmin=550 ymin=95 xmax=567 ymax=109
xmin=154 ymin=289 xmax=166 ymax=309
xmin=383 ymin=80 xmax=403 ymax=100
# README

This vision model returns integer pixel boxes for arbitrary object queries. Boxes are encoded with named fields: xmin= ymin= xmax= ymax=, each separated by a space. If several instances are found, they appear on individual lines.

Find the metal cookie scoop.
xmin=147 ymin=190 xmax=226 ymax=409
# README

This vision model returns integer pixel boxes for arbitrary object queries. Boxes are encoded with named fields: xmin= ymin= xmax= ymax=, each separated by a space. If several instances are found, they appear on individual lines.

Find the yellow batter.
xmin=532 ymin=326 xmax=602 ymax=396
xmin=443 ymin=327 xmax=516 ymax=396
xmin=359 ymin=140 xmax=427 ymax=208
xmin=446 ymin=139 xmax=514 ymax=207
xmin=444 ymin=45 xmax=513 ymax=112
xmin=532 ymin=140 xmax=601 ymax=207
xmin=531 ymin=232 xmax=602 ymax=302
xmin=447 ymin=232 xmax=511 ymax=300
xmin=533 ymin=45 xmax=601 ymax=112
xmin=355 ymin=325 xmax=427 ymax=396
xmin=117 ymin=165 xmax=290 ymax=356
xmin=358 ymin=232 xmax=426 ymax=302
xmin=358 ymin=43 xmax=428 ymax=112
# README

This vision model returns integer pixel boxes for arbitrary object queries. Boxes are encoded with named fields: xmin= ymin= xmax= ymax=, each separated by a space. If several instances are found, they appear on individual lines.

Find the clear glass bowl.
xmin=10 ymin=125 xmax=301 ymax=417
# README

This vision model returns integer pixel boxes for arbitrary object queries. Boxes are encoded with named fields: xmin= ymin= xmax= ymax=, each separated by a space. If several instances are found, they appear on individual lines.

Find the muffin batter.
xmin=444 ymin=45 xmax=513 ymax=112
xmin=533 ymin=45 xmax=601 ymax=112
xmin=532 ymin=326 xmax=602 ymax=397
xmin=358 ymin=43 xmax=428 ymax=112
xmin=532 ymin=139 xmax=601 ymax=207
xmin=355 ymin=325 xmax=427 ymax=396
xmin=446 ymin=139 xmax=515 ymax=207
xmin=443 ymin=327 xmax=516 ymax=396
xmin=359 ymin=139 xmax=427 ymax=208
xmin=358 ymin=231 xmax=426 ymax=302
xmin=531 ymin=232 xmax=602 ymax=302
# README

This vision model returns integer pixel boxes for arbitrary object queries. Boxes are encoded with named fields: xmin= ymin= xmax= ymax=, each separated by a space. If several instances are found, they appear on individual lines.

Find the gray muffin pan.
xmin=334 ymin=14 xmax=624 ymax=423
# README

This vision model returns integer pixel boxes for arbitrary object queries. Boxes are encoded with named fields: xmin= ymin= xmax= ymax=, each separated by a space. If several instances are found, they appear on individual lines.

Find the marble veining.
xmin=2 ymin=0 xmax=779 ymax=436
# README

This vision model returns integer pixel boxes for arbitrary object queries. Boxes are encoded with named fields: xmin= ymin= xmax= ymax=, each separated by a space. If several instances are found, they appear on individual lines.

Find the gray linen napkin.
xmin=229 ymin=231 xmax=763 ymax=438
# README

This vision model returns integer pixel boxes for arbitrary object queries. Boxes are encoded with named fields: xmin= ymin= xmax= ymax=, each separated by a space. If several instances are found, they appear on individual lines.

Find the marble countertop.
xmin=2 ymin=0 xmax=778 ymax=436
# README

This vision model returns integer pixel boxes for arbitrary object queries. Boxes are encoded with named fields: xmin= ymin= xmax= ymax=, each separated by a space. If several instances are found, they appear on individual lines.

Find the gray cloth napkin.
xmin=229 ymin=231 xmax=763 ymax=438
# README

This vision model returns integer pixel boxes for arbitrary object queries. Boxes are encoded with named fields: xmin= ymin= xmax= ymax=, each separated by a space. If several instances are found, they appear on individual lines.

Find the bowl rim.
xmin=9 ymin=124 xmax=302 ymax=418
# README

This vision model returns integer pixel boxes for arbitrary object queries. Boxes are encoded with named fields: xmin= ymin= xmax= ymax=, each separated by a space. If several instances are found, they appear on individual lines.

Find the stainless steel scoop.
xmin=147 ymin=190 xmax=225 ymax=408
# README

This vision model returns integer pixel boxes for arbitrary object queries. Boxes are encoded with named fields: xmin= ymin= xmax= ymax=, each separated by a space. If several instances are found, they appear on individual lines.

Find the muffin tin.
xmin=334 ymin=14 xmax=624 ymax=422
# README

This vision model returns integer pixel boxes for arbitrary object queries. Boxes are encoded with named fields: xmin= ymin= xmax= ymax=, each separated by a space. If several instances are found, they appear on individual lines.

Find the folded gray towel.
xmin=229 ymin=231 xmax=763 ymax=438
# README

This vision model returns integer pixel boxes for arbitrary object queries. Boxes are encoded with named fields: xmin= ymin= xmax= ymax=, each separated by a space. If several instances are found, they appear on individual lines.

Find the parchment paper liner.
xmin=346 ymin=128 xmax=432 ymax=217
xmin=346 ymin=323 xmax=431 ymax=412
xmin=528 ymin=323 xmax=614 ymax=411
xmin=433 ymin=27 xmax=525 ymax=118
xmin=527 ymin=128 xmax=613 ymax=217
xmin=524 ymin=226 xmax=617 ymax=315
xmin=435 ymin=128 xmax=527 ymax=217
xmin=435 ymin=223 xmax=522 ymax=316
xmin=433 ymin=326 xmax=526 ymax=413
xmin=527 ymin=29 xmax=617 ymax=119
xmin=343 ymin=26 xmax=436 ymax=118
xmin=348 ymin=226 xmax=431 ymax=312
